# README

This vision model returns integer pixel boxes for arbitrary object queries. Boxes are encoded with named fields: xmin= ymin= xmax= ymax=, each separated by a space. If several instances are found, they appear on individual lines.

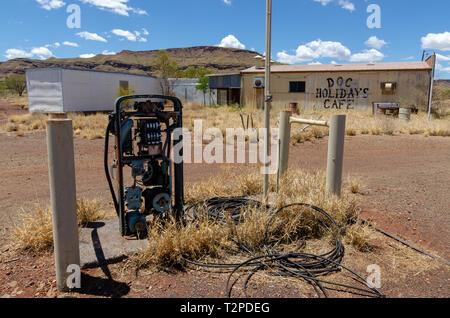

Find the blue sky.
xmin=1 ymin=0 xmax=450 ymax=78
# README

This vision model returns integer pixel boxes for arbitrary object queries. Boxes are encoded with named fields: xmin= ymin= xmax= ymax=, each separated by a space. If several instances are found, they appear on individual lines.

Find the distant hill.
xmin=0 ymin=46 xmax=267 ymax=78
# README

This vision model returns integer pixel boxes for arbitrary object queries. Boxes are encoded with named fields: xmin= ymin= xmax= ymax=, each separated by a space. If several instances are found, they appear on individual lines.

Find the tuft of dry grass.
xmin=291 ymin=126 xmax=328 ymax=145
xmin=346 ymin=128 xmax=357 ymax=136
xmin=13 ymin=199 xmax=109 ymax=254
xmin=13 ymin=207 xmax=53 ymax=254
xmin=344 ymin=221 xmax=373 ymax=252
xmin=131 ymin=215 xmax=228 ymax=270
xmin=346 ymin=176 xmax=364 ymax=194
xmin=77 ymin=199 xmax=106 ymax=227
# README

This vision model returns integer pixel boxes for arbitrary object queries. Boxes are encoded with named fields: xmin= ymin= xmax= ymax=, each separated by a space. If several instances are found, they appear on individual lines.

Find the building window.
xmin=120 ymin=80 xmax=129 ymax=93
xmin=381 ymin=82 xmax=397 ymax=95
xmin=289 ymin=81 xmax=306 ymax=93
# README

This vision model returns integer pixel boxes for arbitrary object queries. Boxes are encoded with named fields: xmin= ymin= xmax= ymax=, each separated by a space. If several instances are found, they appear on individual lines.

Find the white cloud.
xmin=63 ymin=41 xmax=79 ymax=47
xmin=112 ymin=29 xmax=137 ymax=41
xmin=313 ymin=0 xmax=355 ymax=12
xmin=277 ymin=39 xmax=351 ymax=64
xmin=313 ymin=0 xmax=333 ymax=5
xmin=365 ymin=36 xmax=387 ymax=50
xmin=31 ymin=47 xmax=54 ymax=59
xmin=436 ymin=62 xmax=450 ymax=73
xmin=79 ymin=0 xmax=148 ymax=16
xmin=142 ymin=28 xmax=149 ymax=36
xmin=338 ymin=0 xmax=355 ymax=12
xmin=77 ymin=31 xmax=107 ymax=42
xmin=80 ymin=53 xmax=96 ymax=58
xmin=5 ymin=47 xmax=54 ymax=60
xmin=45 ymin=42 xmax=61 ymax=49
xmin=102 ymin=50 xmax=116 ymax=55
xmin=36 ymin=0 xmax=66 ymax=10
xmin=5 ymin=49 xmax=33 ymax=60
xmin=421 ymin=32 xmax=450 ymax=51
xmin=436 ymin=54 xmax=450 ymax=62
xmin=223 ymin=0 xmax=232 ymax=5
xmin=350 ymin=49 xmax=384 ymax=62
xmin=5 ymin=46 xmax=53 ymax=60
xmin=112 ymin=29 xmax=147 ymax=42
xmin=218 ymin=35 xmax=246 ymax=50
xmin=277 ymin=39 xmax=385 ymax=64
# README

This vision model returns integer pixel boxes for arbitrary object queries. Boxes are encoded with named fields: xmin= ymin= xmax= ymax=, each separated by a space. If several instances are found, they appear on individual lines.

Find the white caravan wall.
xmin=61 ymin=69 xmax=161 ymax=112
xmin=26 ymin=69 xmax=64 ymax=113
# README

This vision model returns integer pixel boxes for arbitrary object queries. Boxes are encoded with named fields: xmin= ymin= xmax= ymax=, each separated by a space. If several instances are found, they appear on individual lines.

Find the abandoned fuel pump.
xmin=104 ymin=95 xmax=184 ymax=238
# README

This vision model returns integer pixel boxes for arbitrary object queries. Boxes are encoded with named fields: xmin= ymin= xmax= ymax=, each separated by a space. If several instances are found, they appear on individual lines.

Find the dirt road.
xmin=1 ymin=128 xmax=449 ymax=260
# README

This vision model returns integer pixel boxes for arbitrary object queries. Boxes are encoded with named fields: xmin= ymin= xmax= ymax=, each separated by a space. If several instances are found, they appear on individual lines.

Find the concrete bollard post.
xmin=326 ymin=115 xmax=346 ymax=197
xmin=46 ymin=119 xmax=80 ymax=292
xmin=278 ymin=111 xmax=292 ymax=177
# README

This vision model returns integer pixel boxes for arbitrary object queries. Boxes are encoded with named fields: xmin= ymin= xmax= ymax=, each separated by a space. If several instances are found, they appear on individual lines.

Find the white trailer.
xmin=26 ymin=68 xmax=162 ymax=113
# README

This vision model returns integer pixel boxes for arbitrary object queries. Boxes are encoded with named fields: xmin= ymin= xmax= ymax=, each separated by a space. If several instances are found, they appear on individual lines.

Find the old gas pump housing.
xmin=105 ymin=95 xmax=184 ymax=238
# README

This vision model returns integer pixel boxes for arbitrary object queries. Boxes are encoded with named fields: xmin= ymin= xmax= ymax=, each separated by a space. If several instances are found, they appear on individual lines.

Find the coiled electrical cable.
xmin=183 ymin=198 xmax=385 ymax=298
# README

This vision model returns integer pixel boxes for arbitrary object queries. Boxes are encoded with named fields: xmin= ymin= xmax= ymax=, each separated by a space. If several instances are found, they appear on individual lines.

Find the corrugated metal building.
xmin=240 ymin=61 xmax=433 ymax=111
xmin=26 ymin=68 xmax=162 ymax=113
xmin=169 ymin=78 xmax=217 ymax=105
xmin=208 ymin=73 xmax=241 ymax=105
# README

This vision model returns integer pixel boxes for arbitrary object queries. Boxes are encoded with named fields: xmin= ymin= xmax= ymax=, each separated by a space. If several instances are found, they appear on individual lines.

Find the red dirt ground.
xmin=0 ymin=101 xmax=449 ymax=298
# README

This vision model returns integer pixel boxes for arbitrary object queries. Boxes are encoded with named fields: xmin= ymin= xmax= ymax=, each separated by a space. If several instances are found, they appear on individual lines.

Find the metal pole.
xmin=263 ymin=0 xmax=272 ymax=200
xmin=427 ymin=53 xmax=436 ymax=122
xmin=326 ymin=115 xmax=346 ymax=197
xmin=278 ymin=111 xmax=291 ymax=177
xmin=46 ymin=118 xmax=80 ymax=292
xmin=290 ymin=117 xmax=329 ymax=127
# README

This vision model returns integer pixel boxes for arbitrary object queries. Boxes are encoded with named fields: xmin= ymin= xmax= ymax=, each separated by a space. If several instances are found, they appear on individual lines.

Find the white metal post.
xmin=263 ymin=0 xmax=272 ymax=200
xmin=326 ymin=115 xmax=346 ymax=197
xmin=278 ymin=111 xmax=291 ymax=177
xmin=427 ymin=53 xmax=436 ymax=122
xmin=47 ymin=118 xmax=80 ymax=292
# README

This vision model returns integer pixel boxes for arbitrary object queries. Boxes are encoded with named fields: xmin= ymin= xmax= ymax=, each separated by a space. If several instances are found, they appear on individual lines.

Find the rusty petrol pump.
xmin=104 ymin=95 xmax=184 ymax=239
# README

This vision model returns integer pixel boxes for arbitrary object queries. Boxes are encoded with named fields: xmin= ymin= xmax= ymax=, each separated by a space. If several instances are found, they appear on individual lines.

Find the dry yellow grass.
xmin=2 ymin=102 xmax=448 ymax=141
xmin=132 ymin=168 xmax=360 ymax=270
xmin=77 ymin=198 xmax=106 ymax=227
xmin=0 ymin=96 xmax=28 ymax=109
xmin=13 ymin=199 xmax=109 ymax=254
xmin=131 ymin=215 xmax=229 ymax=270
xmin=295 ymin=109 xmax=449 ymax=139
xmin=344 ymin=220 xmax=373 ymax=252
xmin=13 ymin=207 xmax=53 ymax=254
xmin=346 ymin=176 xmax=365 ymax=194
xmin=1 ymin=112 xmax=109 ymax=140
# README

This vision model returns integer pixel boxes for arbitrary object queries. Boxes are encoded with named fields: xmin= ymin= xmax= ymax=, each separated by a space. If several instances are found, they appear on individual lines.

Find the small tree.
xmin=0 ymin=79 xmax=5 ymax=96
xmin=151 ymin=50 xmax=180 ymax=96
xmin=5 ymin=74 xmax=27 ymax=96
xmin=196 ymin=76 xmax=210 ymax=106
xmin=179 ymin=66 xmax=211 ymax=79
xmin=116 ymin=84 xmax=136 ymax=108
